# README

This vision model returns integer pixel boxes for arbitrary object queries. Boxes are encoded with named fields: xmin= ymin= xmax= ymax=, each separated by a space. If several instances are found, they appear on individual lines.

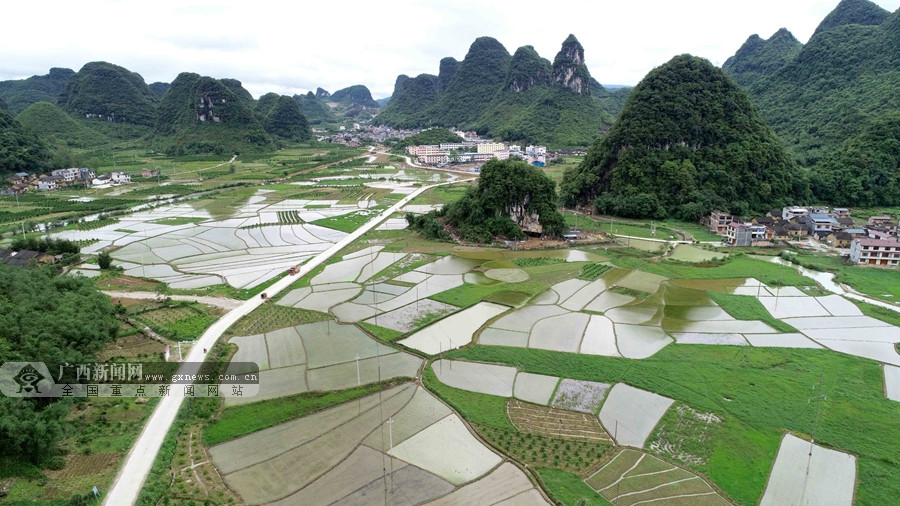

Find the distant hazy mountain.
xmin=149 ymin=82 xmax=171 ymax=98
xmin=293 ymin=91 xmax=338 ymax=126
xmin=329 ymin=85 xmax=379 ymax=108
xmin=376 ymin=35 xmax=619 ymax=147
xmin=562 ymin=54 xmax=806 ymax=219
xmin=0 ymin=68 xmax=74 ymax=115
xmin=155 ymin=72 xmax=271 ymax=155
xmin=59 ymin=62 xmax=157 ymax=126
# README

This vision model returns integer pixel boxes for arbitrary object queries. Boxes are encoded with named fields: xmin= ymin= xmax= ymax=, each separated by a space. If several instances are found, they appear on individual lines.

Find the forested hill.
xmin=408 ymin=158 xmax=566 ymax=243
xmin=0 ymin=109 xmax=54 ymax=175
xmin=723 ymin=0 xmax=899 ymax=167
xmin=561 ymin=54 xmax=807 ymax=220
xmin=59 ymin=62 xmax=158 ymax=126
xmin=375 ymin=35 xmax=622 ymax=148
xmin=813 ymin=0 xmax=890 ymax=36
xmin=154 ymin=72 xmax=272 ymax=155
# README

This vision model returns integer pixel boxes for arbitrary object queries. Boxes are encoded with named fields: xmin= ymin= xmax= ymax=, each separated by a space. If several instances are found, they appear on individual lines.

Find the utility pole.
xmin=801 ymin=375 xmax=827 ymax=505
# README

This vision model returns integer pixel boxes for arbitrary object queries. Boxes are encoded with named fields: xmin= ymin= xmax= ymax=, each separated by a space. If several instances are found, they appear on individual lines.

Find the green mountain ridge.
xmin=813 ymin=0 xmax=890 ymax=36
xmin=722 ymin=28 xmax=803 ymax=87
xmin=0 ymin=68 xmax=74 ymax=115
xmin=376 ymin=35 xmax=619 ymax=147
xmin=728 ymin=5 xmax=900 ymax=167
xmin=562 ymin=54 xmax=807 ymax=220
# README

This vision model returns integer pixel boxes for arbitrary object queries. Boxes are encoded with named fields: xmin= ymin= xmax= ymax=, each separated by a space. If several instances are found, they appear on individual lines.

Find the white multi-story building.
xmin=51 ymin=168 xmax=79 ymax=182
xmin=849 ymin=238 xmax=900 ymax=267
xmin=476 ymin=142 xmax=506 ymax=154
xmin=111 ymin=171 xmax=131 ymax=184
xmin=526 ymin=145 xmax=547 ymax=155
xmin=439 ymin=142 xmax=476 ymax=151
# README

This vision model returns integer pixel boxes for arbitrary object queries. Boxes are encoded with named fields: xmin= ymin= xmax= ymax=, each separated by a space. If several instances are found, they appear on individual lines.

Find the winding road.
xmin=102 ymin=178 xmax=468 ymax=505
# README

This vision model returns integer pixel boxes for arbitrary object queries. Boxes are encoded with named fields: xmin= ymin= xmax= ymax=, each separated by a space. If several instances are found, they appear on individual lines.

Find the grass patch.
xmin=578 ymin=263 xmax=612 ymax=281
xmin=609 ymin=286 xmax=650 ymax=299
xmin=357 ymin=321 xmax=404 ymax=341
xmin=537 ymin=468 xmax=612 ymax=506
xmin=786 ymin=252 xmax=900 ymax=301
xmin=114 ymin=228 xmax=138 ymax=233
xmin=422 ymin=364 xmax=513 ymax=430
xmin=203 ymin=378 xmax=409 ymax=446
xmin=310 ymin=209 xmax=380 ymax=233
xmin=134 ymin=302 xmax=221 ymax=341
xmin=849 ymin=299 xmax=900 ymax=327
xmin=448 ymin=344 xmax=899 ymax=506
xmin=655 ymin=255 xmax=813 ymax=286
xmin=227 ymin=303 xmax=331 ymax=336
xmin=706 ymin=292 xmax=798 ymax=333
xmin=150 ymin=217 xmax=208 ymax=226
xmin=485 ymin=290 xmax=532 ymax=307
xmin=430 ymin=262 xmax=582 ymax=308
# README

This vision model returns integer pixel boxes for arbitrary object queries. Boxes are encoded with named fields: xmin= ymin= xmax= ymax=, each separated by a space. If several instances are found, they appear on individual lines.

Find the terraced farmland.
xmin=585 ymin=449 xmax=730 ymax=506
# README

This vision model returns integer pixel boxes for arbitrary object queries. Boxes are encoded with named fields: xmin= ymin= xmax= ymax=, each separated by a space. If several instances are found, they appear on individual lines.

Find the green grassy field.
xmin=203 ymin=378 xmax=410 ymax=446
xmin=445 ymin=345 xmax=900 ymax=506
xmin=538 ymin=468 xmax=612 ymax=505
xmin=788 ymin=253 xmax=900 ymax=301
xmin=706 ymin=291 xmax=798 ymax=333
xmin=226 ymin=303 xmax=331 ymax=336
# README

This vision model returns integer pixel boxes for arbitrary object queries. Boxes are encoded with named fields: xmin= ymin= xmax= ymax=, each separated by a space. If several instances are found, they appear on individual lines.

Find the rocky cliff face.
xmin=552 ymin=34 xmax=591 ymax=95
xmin=315 ymin=87 xmax=331 ymax=98
xmin=507 ymin=202 xmax=544 ymax=234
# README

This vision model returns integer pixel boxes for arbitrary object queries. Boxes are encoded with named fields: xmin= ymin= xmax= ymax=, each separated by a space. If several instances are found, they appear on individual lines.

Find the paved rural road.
xmin=103 ymin=179 xmax=468 ymax=505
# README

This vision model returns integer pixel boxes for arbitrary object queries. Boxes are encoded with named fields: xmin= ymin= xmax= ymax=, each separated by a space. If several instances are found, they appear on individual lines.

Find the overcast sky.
xmin=3 ymin=0 xmax=898 ymax=99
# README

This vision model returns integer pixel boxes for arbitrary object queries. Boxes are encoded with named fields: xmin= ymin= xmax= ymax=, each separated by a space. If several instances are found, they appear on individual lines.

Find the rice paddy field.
xmin=43 ymin=157 xmax=900 ymax=506
xmin=187 ymin=229 xmax=900 ymax=505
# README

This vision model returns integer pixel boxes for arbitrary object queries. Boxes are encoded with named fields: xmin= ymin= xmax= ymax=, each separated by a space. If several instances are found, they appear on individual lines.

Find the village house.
xmin=703 ymin=211 xmax=736 ymax=234
xmin=867 ymin=216 xmax=898 ymax=234
xmin=833 ymin=231 xmax=853 ymax=249
xmin=0 ymin=248 xmax=56 ymax=267
xmin=807 ymin=213 xmax=839 ymax=238
xmin=142 ymin=169 xmax=159 ymax=178
xmin=832 ymin=208 xmax=851 ymax=219
xmin=724 ymin=222 xmax=763 ymax=246
xmin=849 ymin=237 xmax=900 ymax=267
xmin=111 ymin=171 xmax=131 ymax=184
xmin=37 ymin=176 xmax=61 ymax=191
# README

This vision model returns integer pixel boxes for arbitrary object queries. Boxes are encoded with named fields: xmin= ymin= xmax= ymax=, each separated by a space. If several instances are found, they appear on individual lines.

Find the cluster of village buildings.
xmin=406 ymin=141 xmax=549 ymax=167
xmin=704 ymin=206 xmax=900 ymax=267
xmin=0 ymin=167 xmax=160 ymax=195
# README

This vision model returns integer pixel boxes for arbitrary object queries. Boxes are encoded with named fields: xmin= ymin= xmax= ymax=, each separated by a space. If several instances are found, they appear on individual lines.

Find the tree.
xmin=97 ymin=251 xmax=112 ymax=269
